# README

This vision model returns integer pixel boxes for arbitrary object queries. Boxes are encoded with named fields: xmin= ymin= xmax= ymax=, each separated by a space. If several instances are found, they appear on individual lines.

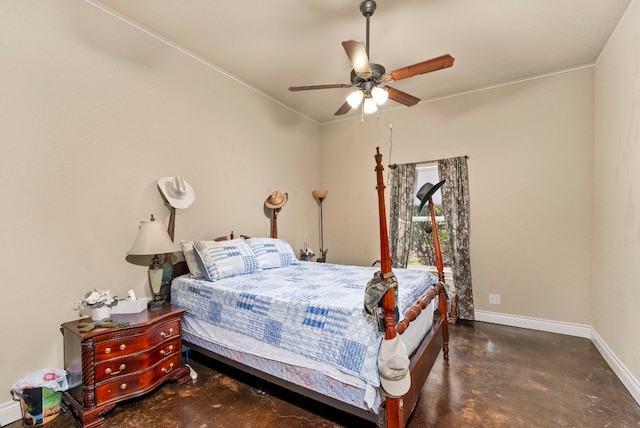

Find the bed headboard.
xmin=214 ymin=231 xmax=251 ymax=241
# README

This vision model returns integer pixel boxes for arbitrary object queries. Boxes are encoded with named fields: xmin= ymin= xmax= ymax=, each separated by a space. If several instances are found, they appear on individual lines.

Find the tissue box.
xmin=111 ymin=297 xmax=150 ymax=314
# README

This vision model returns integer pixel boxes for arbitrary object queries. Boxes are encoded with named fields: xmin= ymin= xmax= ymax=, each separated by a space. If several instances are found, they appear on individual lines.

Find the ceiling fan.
xmin=289 ymin=0 xmax=454 ymax=116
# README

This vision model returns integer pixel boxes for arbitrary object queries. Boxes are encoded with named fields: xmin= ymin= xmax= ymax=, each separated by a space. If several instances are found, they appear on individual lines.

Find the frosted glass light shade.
xmin=312 ymin=189 xmax=328 ymax=200
xmin=363 ymin=97 xmax=378 ymax=114
xmin=371 ymin=86 xmax=389 ymax=105
xmin=346 ymin=90 xmax=364 ymax=109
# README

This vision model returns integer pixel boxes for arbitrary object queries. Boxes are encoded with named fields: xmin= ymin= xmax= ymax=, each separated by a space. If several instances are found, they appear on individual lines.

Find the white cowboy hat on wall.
xmin=158 ymin=177 xmax=195 ymax=209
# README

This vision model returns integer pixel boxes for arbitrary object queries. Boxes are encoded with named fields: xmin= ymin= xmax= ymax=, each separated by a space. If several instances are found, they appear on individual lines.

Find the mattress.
xmin=172 ymin=262 xmax=438 ymax=411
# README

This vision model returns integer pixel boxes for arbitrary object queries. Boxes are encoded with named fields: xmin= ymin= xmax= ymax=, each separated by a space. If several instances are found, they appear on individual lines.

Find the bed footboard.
xmin=397 ymin=282 xmax=449 ymax=360
xmin=391 ymin=286 xmax=449 ymax=427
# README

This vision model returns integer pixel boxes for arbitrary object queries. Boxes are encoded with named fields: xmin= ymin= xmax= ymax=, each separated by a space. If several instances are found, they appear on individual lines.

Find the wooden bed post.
xmin=427 ymin=187 xmax=450 ymax=359
xmin=374 ymin=147 xmax=404 ymax=428
xmin=428 ymin=201 xmax=444 ymax=284
xmin=271 ymin=208 xmax=280 ymax=239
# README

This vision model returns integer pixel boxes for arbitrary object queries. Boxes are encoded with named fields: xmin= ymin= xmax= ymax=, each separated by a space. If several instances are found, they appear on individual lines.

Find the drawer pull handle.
xmin=162 ymin=363 xmax=174 ymax=374
xmin=105 ymin=344 xmax=126 ymax=354
xmin=160 ymin=328 xmax=174 ymax=338
xmin=160 ymin=345 xmax=174 ymax=356
xmin=120 ymin=383 xmax=127 ymax=390
xmin=105 ymin=364 xmax=126 ymax=376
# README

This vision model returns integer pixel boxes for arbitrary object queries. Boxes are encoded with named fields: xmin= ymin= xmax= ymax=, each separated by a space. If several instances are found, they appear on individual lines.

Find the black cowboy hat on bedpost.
xmin=416 ymin=180 xmax=446 ymax=213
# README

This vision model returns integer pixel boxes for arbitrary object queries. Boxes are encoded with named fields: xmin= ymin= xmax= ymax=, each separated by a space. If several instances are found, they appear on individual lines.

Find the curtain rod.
xmin=389 ymin=155 xmax=469 ymax=169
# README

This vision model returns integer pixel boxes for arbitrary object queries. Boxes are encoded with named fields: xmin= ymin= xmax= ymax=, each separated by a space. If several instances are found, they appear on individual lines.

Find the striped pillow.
xmin=246 ymin=237 xmax=299 ymax=270
xmin=193 ymin=238 xmax=259 ymax=281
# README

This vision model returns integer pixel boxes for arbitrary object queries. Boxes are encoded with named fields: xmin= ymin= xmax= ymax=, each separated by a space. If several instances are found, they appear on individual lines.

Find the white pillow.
xmin=246 ymin=237 xmax=299 ymax=270
xmin=180 ymin=240 xmax=204 ymax=278
xmin=193 ymin=238 xmax=259 ymax=281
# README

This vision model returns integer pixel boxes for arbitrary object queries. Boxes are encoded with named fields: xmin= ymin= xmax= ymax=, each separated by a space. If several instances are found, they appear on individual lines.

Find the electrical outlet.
xmin=489 ymin=294 xmax=501 ymax=305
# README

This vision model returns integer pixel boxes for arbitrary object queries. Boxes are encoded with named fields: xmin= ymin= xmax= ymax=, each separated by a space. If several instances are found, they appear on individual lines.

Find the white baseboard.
xmin=475 ymin=309 xmax=591 ymax=338
xmin=0 ymin=400 xmax=21 ymax=426
xmin=590 ymin=328 xmax=640 ymax=405
xmin=475 ymin=309 xmax=640 ymax=406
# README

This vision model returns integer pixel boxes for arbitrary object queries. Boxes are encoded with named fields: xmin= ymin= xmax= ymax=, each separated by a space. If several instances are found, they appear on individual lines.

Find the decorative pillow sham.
xmin=246 ymin=237 xmax=299 ymax=270
xmin=180 ymin=241 xmax=204 ymax=278
xmin=193 ymin=238 xmax=259 ymax=281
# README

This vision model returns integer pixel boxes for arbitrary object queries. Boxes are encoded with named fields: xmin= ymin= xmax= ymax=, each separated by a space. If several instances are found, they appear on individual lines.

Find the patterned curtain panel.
xmin=438 ymin=156 xmax=474 ymax=320
xmin=388 ymin=163 xmax=416 ymax=268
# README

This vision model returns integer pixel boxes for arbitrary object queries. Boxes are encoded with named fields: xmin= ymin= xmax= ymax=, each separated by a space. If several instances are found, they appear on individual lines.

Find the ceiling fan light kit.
xmin=346 ymin=89 xmax=364 ymax=109
xmin=364 ymin=97 xmax=377 ymax=114
xmin=288 ymin=0 xmax=455 ymax=117
xmin=371 ymin=86 xmax=388 ymax=105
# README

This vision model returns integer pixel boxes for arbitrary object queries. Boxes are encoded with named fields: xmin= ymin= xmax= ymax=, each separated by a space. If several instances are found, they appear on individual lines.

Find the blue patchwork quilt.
xmin=171 ymin=262 xmax=437 ymax=386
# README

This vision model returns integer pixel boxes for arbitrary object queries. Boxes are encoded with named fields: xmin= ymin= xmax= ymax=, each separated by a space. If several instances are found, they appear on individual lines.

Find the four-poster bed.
xmin=171 ymin=148 xmax=450 ymax=427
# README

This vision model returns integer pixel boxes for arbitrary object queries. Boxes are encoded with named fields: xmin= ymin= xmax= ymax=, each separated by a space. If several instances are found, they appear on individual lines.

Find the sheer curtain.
xmin=388 ymin=163 xmax=416 ymax=268
xmin=438 ymin=156 xmax=474 ymax=320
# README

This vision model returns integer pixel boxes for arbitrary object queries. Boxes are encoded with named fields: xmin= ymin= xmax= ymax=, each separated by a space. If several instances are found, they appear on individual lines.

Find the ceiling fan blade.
xmin=289 ymin=83 xmax=351 ymax=91
xmin=342 ymin=40 xmax=371 ymax=77
xmin=334 ymin=101 xmax=352 ymax=116
xmin=385 ymin=86 xmax=420 ymax=107
xmin=384 ymin=54 xmax=454 ymax=82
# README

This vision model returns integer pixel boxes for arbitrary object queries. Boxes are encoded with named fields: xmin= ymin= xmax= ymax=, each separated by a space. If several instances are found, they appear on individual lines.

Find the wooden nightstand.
xmin=61 ymin=305 xmax=191 ymax=428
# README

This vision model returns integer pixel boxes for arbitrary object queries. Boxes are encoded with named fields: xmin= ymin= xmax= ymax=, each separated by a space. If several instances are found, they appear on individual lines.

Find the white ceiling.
xmin=91 ymin=0 xmax=631 ymax=124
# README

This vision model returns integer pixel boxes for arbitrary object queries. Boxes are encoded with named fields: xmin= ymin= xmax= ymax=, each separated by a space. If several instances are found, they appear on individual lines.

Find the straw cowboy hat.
xmin=157 ymin=177 xmax=195 ymax=209
xmin=264 ymin=191 xmax=288 ymax=209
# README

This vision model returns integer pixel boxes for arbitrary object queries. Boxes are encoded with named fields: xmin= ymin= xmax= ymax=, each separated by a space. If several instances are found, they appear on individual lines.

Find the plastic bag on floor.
xmin=12 ymin=369 xmax=68 ymax=425
xmin=11 ymin=369 xmax=68 ymax=395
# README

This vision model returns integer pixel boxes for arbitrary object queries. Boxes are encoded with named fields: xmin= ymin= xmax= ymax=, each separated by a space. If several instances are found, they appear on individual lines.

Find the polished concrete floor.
xmin=12 ymin=321 xmax=640 ymax=427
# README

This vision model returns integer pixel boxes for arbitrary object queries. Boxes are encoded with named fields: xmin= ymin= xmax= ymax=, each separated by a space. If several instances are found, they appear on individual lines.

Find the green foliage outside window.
xmin=408 ymin=204 xmax=452 ymax=267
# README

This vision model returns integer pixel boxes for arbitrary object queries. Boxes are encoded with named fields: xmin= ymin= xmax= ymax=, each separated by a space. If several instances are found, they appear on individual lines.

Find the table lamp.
xmin=128 ymin=214 xmax=177 ymax=308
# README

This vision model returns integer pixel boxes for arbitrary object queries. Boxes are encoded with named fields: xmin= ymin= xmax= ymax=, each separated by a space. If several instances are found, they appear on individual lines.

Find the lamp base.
xmin=316 ymin=248 xmax=328 ymax=263
xmin=147 ymin=295 xmax=168 ymax=310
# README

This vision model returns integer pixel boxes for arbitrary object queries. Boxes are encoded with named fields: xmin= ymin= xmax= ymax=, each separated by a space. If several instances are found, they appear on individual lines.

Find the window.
xmin=408 ymin=165 xmax=454 ymax=283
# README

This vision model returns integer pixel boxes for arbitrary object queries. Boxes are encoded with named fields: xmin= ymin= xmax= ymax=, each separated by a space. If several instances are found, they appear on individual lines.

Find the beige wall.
xmin=2 ymin=0 xmax=639 ymax=409
xmin=320 ymin=68 xmax=594 ymax=325
xmin=593 ymin=0 xmax=640 ymax=384
xmin=0 ymin=1 xmax=321 ymax=396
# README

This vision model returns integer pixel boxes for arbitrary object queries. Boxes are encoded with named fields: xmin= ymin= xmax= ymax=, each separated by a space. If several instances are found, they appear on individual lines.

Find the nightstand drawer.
xmin=94 ymin=319 xmax=181 ymax=362
xmin=95 ymin=354 xmax=182 ymax=406
xmin=94 ymin=337 xmax=181 ymax=383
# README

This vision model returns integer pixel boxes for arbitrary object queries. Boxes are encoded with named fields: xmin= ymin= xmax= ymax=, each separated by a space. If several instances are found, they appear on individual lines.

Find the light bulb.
xmin=371 ymin=86 xmax=389 ymax=105
xmin=364 ymin=97 xmax=378 ymax=114
xmin=346 ymin=90 xmax=364 ymax=109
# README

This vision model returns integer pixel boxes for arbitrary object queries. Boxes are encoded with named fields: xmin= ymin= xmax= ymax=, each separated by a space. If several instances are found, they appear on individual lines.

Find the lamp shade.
xmin=312 ymin=189 xmax=328 ymax=200
xmin=128 ymin=218 xmax=176 ymax=256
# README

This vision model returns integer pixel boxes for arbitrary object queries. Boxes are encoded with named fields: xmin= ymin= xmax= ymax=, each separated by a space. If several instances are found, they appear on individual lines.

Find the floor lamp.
xmin=312 ymin=189 xmax=328 ymax=262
